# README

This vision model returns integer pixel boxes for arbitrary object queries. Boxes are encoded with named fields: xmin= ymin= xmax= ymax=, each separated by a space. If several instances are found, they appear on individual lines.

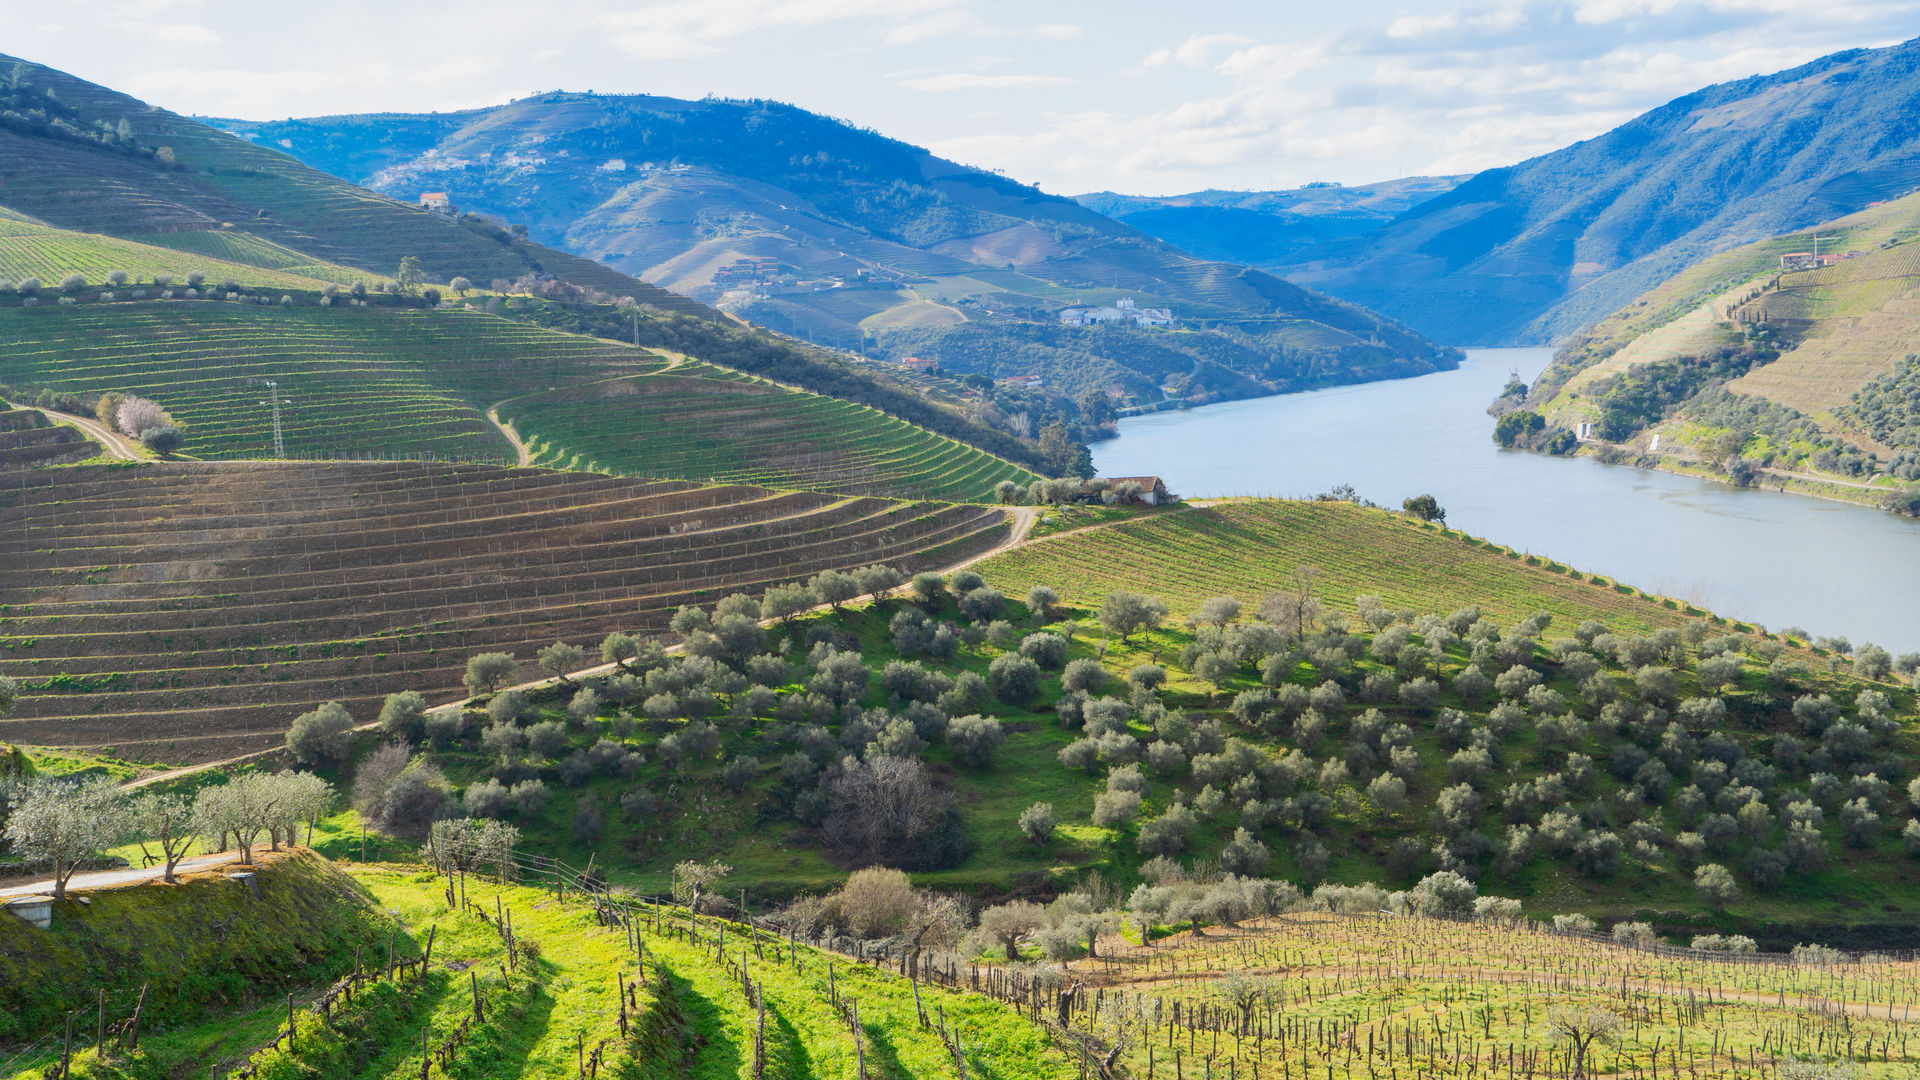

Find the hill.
xmin=1259 ymin=37 xmax=1920 ymax=345
xmin=1510 ymin=190 xmax=1920 ymax=501
xmin=292 ymin=499 xmax=1920 ymax=941
xmin=0 ymin=460 xmax=1009 ymax=762
xmin=0 ymin=53 xmax=707 ymax=317
xmin=215 ymin=94 xmax=1459 ymax=406
xmin=0 ymin=285 xmax=1043 ymax=497
xmin=1076 ymin=176 xmax=1467 ymax=269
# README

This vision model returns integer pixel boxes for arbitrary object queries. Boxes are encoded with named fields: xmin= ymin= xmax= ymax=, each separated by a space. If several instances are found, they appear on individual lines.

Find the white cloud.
xmin=896 ymin=72 xmax=1071 ymax=91
xmin=600 ymin=0 xmax=967 ymax=58
xmin=146 ymin=24 xmax=220 ymax=46
xmin=1032 ymin=24 xmax=1082 ymax=40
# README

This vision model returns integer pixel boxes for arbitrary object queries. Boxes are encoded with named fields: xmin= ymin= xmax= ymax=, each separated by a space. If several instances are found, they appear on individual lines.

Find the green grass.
xmin=0 ymin=217 xmax=375 ymax=294
xmin=980 ymin=499 xmax=1709 ymax=634
xmin=500 ymin=363 xmax=1038 ymax=501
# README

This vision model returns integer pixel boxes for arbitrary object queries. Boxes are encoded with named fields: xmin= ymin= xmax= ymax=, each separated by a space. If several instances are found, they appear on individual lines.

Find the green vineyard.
xmin=502 ymin=363 xmax=1039 ymax=501
xmin=979 ymin=500 xmax=1709 ymax=636
xmin=0 ymin=216 xmax=365 ymax=293
xmin=0 ymin=303 xmax=654 ymax=462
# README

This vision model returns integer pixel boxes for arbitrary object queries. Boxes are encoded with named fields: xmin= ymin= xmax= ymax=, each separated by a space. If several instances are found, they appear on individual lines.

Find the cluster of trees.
xmin=774 ymin=858 xmax=1526 ymax=964
xmin=0 ymin=769 xmax=333 ymax=899
xmin=95 ymin=392 xmax=182 ymax=453
xmin=994 ymin=476 xmax=1155 ymax=506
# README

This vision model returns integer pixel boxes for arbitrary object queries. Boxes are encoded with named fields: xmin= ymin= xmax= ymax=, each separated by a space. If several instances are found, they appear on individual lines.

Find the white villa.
xmin=1058 ymin=297 xmax=1175 ymax=328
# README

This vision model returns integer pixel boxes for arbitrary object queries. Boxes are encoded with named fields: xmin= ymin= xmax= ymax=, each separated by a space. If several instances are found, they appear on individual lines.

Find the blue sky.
xmin=16 ymin=0 xmax=1919 ymax=195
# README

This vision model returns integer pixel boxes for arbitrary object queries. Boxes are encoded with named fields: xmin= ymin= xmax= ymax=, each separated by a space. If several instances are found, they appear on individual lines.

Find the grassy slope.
xmin=1538 ymin=190 xmax=1920 ymax=426
xmin=376 ymin=501 xmax=1920 ymax=944
xmin=9 ymin=852 xmax=1074 ymax=1080
xmin=976 ymin=500 xmax=1714 ymax=635
xmin=0 ymin=849 xmax=394 ymax=1044
xmin=0 ymin=217 xmax=381 ymax=292
xmin=500 ymin=363 xmax=1038 ymax=501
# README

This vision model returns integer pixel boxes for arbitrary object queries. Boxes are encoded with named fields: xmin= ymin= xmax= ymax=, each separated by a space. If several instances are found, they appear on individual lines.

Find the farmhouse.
xmin=899 ymin=357 xmax=938 ymax=373
xmin=1000 ymin=375 xmax=1044 ymax=389
xmin=1107 ymin=475 xmax=1171 ymax=505
xmin=418 ymin=192 xmax=453 ymax=213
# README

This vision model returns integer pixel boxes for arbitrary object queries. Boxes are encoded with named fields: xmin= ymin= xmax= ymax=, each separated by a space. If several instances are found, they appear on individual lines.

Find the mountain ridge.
xmin=216 ymin=92 xmax=1460 ymax=406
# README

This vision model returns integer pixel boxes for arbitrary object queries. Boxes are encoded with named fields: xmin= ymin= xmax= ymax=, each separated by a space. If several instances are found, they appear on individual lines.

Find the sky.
xmin=9 ymin=0 xmax=1918 ymax=196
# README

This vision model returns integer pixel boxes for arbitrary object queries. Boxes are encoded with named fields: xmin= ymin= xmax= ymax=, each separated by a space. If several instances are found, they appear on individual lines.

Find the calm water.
xmin=1093 ymin=348 xmax=1920 ymax=652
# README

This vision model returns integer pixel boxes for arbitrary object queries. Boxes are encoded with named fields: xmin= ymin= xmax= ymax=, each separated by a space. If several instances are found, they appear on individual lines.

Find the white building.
xmin=1058 ymin=297 xmax=1175 ymax=328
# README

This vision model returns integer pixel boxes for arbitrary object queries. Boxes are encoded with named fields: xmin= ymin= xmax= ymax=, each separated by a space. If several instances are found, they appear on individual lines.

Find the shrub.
xmin=287 ymin=701 xmax=355 ymax=766
xmin=1693 ymin=862 xmax=1740 ymax=907
xmin=1018 ymin=632 xmax=1068 ymax=669
xmin=1061 ymin=658 xmax=1107 ymax=693
xmin=507 ymin=780 xmax=551 ymax=817
xmin=989 ymin=653 xmax=1044 ymax=704
xmin=828 ymin=867 xmax=921 ymax=938
xmin=464 ymin=778 xmax=511 ymax=818
xmin=489 ymin=689 xmax=532 ymax=727
xmin=1407 ymin=870 xmax=1477 ymax=916
xmin=1219 ymin=827 xmax=1270 ymax=876
xmin=957 ymin=586 xmax=1006 ymax=622
xmin=946 ymin=714 xmax=1006 ymax=768
xmin=1611 ymin=921 xmax=1657 ymax=947
xmin=378 ymin=691 xmax=429 ymax=743
xmin=1092 ymin=788 xmax=1142 ymax=827
xmin=1018 ymin=802 xmax=1058 ymax=844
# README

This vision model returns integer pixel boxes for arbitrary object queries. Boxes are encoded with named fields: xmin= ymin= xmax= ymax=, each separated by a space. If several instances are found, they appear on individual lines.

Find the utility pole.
xmin=260 ymin=380 xmax=287 ymax=458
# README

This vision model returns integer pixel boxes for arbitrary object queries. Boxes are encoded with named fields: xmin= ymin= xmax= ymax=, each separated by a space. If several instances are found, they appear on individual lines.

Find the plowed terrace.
xmin=0 ymin=461 xmax=1007 ymax=761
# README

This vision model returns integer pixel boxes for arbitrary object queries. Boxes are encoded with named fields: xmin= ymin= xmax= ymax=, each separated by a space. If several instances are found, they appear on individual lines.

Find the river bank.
xmin=1092 ymin=346 xmax=1920 ymax=651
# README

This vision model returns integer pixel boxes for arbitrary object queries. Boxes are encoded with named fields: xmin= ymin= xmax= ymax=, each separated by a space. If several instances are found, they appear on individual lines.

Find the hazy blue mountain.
xmin=217 ymin=95 xmax=1458 ymax=405
xmin=1270 ymin=36 xmax=1920 ymax=345
xmin=1075 ymin=178 xmax=1467 ymax=269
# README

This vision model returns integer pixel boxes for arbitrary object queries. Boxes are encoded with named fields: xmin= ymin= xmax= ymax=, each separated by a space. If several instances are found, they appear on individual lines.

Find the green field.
xmin=0 ymin=216 xmax=372 ymax=293
xmin=976 ymin=499 xmax=1714 ymax=635
xmin=0 ymin=303 xmax=648 ymax=462
xmin=501 ymin=363 xmax=1039 ymax=500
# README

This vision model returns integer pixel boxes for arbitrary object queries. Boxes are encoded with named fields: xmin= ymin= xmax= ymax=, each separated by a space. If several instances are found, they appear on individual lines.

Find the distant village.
xmin=1056 ymin=297 xmax=1176 ymax=328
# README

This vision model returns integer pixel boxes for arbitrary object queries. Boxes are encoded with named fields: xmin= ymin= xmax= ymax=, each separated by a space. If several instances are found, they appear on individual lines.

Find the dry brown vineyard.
xmin=0 ymin=461 xmax=1008 ymax=761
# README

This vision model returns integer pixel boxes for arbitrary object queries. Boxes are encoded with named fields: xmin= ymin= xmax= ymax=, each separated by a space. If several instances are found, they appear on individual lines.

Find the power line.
xmin=260 ymin=380 xmax=288 ymax=458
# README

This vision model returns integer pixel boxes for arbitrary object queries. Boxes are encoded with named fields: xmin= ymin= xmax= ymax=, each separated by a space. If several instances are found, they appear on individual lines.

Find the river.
xmin=1092 ymin=347 xmax=1920 ymax=652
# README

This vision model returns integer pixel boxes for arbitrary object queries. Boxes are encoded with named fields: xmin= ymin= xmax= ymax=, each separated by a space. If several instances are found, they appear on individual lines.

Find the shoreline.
xmin=1586 ymin=446 xmax=1903 ymax=514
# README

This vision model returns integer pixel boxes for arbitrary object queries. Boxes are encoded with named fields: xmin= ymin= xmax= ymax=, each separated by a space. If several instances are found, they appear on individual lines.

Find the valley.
xmin=1 ymin=23 xmax=1918 ymax=1080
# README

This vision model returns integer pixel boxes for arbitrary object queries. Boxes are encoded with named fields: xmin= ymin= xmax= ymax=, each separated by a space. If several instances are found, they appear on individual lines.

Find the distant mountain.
xmin=1238 ymin=38 xmax=1920 ymax=346
xmin=0 ymin=55 xmax=710 ymax=318
xmin=1075 ymin=177 xmax=1467 ymax=269
xmin=218 ymin=95 xmax=1458 ymax=406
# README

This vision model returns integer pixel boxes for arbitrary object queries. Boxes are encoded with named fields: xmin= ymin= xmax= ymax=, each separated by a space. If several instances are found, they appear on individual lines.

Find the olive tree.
xmin=465 ymin=651 xmax=518 ymax=695
xmin=977 ymin=899 xmax=1044 ymax=960
xmin=809 ymin=569 xmax=861 ymax=611
xmin=4 ymin=777 xmax=131 ymax=899
xmin=131 ymin=791 xmax=199 ymax=883
xmin=1099 ymin=592 xmax=1169 ymax=642
xmin=537 ymin=640 xmax=587 ymax=683
xmin=1018 ymin=802 xmax=1057 ymax=844
xmin=286 ymin=701 xmax=355 ymax=767
xmin=378 ymin=691 xmax=429 ymax=743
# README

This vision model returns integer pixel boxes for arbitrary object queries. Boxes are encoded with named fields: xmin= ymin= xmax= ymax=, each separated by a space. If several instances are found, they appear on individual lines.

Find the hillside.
xmin=1263 ymin=37 xmax=1920 ymax=345
xmin=326 ymin=499 xmax=1920 ymax=949
xmin=1076 ymin=176 xmax=1467 ymax=269
xmin=0 ymin=53 xmax=709 ymax=317
xmin=1510 ymin=190 xmax=1920 ymax=501
xmin=216 ymin=94 xmax=1459 ymax=405
xmin=0 ymin=460 xmax=1009 ymax=762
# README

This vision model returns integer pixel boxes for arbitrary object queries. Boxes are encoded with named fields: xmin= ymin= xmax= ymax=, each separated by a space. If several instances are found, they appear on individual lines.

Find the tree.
xmin=1402 ymin=494 xmax=1446 ymax=523
xmin=1018 ymin=802 xmax=1058 ymax=844
xmin=449 ymin=276 xmax=473 ymax=296
xmin=978 ymin=899 xmax=1044 ymax=960
xmin=395 ymin=256 xmax=424 ymax=296
xmin=853 ymin=564 xmax=906 ymax=601
xmin=537 ymin=640 xmax=587 ymax=684
xmin=1099 ymin=592 xmax=1169 ymax=643
xmin=763 ymin=582 xmax=820 ymax=623
xmin=141 ymin=426 xmax=183 ymax=454
xmin=1026 ymin=585 xmax=1059 ymax=623
xmin=1548 ymin=1005 xmax=1622 ymax=1080
xmin=378 ymin=691 xmax=429 ymax=743
xmin=601 ymin=632 xmax=640 ymax=671
xmin=4 ymin=778 xmax=130 ymax=899
xmin=910 ymin=572 xmax=948 ymax=606
xmin=0 ymin=674 xmax=16 ymax=717
xmin=988 ymin=653 xmax=1043 ymax=704
xmin=465 ymin=651 xmax=517 ymax=695
xmin=1195 ymin=596 xmax=1242 ymax=627
xmin=947 ymin=714 xmax=1006 ymax=768
xmin=131 ymin=792 xmax=198 ymax=883
xmin=672 ymin=858 xmax=732 ymax=911
xmin=1693 ymin=862 xmax=1740 ymax=907
xmin=809 ymin=569 xmax=861 ymax=611
xmin=286 ymin=701 xmax=355 ymax=767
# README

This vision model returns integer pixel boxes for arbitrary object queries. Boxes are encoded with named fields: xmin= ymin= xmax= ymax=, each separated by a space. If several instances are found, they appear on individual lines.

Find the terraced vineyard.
xmin=0 ymin=407 xmax=95 ymax=469
xmin=0 ymin=303 xmax=657 ymax=462
xmin=132 ymin=228 xmax=389 ymax=286
xmin=0 ymin=215 xmax=366 ymax=292
xmin=980 ymin=500 xmax=1710 ymax=636
xmin=502 ymin=363 xmax=1039 ymax=500
xmin=0 ymin=461 xmax=1009 ymax=762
